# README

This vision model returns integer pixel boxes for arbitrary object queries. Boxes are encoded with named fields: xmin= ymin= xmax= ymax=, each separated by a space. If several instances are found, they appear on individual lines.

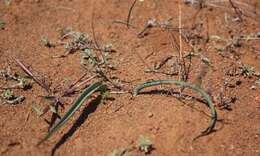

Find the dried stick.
xmin=91 ymin=7 xmax=100 ymax=50
xmin=228 ymin=0 xmax=243 ymax=21
xmin=62 ymin=75 xmax=97 ymax=96
xmin=62 ymin=72 xmax=88 ymax=96
xmin=178 ymin=1 xmax=189 ymax=84
xmin=178 ymin=0 xmax=183 ymax=82
xmin=127 ymin=0 xmax=138 ymax=28
xmin=112 ymin=20 xmax=137 ymax=29
xmin=15 ymin=59 xmax=50 ymax=93
xmin=68 ymin=72 xmax=88 ymax=89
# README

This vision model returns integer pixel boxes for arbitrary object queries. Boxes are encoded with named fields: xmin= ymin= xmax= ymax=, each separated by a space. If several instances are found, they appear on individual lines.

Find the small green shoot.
xmin=17 ymin=77 xmax=31 ymax=89
xmin=37 ymin=81 xmax=104 ymax=145
xmin=64 ymin=31 xmax=92 ymax=52
xmin=137 ymin=135 xmax=153 ymax=154
xmin=1 ymin=89 xmax=14 ymax=100
xmin=0 ymin=65 xmax=32 ymax=89
xmin=239 ymin=63 xmax=260 ymax=78
xmin=80 ymin=48 xmax=98 ymax=66
xmin=1 ymin=89 xmax=25 ymax=105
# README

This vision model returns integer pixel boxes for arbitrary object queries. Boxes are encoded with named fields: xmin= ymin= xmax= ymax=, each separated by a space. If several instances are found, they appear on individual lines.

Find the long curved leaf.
xmin=37 ymin=81 xmax=103 ymax=145
xmin=133 ymin=80 xmax=217 ymax=140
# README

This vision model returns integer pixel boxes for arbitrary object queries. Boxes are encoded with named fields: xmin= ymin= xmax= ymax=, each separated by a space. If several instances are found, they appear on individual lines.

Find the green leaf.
xmin=133 ymin=79 xmax=217 ymax=140
xmin=37 ymin=81 xmax=103 ymax=145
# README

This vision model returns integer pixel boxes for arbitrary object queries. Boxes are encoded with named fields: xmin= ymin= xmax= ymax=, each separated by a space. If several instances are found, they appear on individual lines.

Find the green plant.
xmin=63 ymin=31 xmax=93 ymax=52
xmin=1 ymin=89 xmax=14 ymax=100
xmin=137 ymin=135 xmax=153 ymax=154
xmin=0 ymin=89 xmax=25 ymax=104
xmin=133 ymin=79 xmax=217 ymax=140
xmin=238 ymin=63 xmax=260 ymax=78
xmin=16 ymin=77 xmax=31 ymax=89
xmin=0 ymin=65 xmax=31 ymax=89
xmin=37 ymin=81 xmax=104 ymax=145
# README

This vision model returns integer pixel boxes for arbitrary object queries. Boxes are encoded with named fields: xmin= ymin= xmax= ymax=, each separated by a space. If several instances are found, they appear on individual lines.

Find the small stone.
xmin=251 ymin=81 xmax=260 ymax=90
xmin=251 ymin=85 xmax=257 ymax=90
xmin=148 ymin=113 xmax=153 ymax=118
xmin=256 ymin=128 xmax=260 ymax=135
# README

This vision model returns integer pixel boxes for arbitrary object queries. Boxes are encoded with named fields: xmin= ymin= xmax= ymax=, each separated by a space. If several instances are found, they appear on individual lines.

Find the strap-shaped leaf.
xmin=37 ymin=81 xmax=103 ymax=145
xmin=133 ymin=80 xmax=217 ymax=140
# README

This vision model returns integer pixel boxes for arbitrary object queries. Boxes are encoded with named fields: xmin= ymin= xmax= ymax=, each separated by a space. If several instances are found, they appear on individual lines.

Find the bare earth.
xmin=0 ymin=0 xmax=259 ymax=156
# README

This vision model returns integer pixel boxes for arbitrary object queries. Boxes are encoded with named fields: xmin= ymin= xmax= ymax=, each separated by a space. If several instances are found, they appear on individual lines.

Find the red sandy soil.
xmin=0 ymin=0 xmax=259 ymax=156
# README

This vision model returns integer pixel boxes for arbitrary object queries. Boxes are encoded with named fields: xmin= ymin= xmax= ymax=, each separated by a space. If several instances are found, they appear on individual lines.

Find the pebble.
xmin=148 ymin=113 xmax=153 ymax=118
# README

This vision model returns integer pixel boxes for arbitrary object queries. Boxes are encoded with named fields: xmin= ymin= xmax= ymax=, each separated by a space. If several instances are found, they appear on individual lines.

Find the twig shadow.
xmin=51 ymin=95 xmax=102 ymax=156
xmin=139 ymin=89 xmax=208 ymax=107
